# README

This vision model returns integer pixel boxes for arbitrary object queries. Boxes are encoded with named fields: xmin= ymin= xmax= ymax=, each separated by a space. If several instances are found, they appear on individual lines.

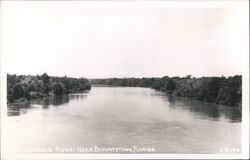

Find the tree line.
xmin=7 ymin=73 xmax=91 ymax=103
xmin=90 ymin=75 xmax=242 ymax=107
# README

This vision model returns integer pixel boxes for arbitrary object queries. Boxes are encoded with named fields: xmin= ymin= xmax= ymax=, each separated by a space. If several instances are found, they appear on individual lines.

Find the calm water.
xmin=7 ymin=87 xmax=241 ymax=153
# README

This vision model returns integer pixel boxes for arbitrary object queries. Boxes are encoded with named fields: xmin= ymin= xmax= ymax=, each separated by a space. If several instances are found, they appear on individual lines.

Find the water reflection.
xmin=7 ymin=109 xmax=21 ymax=116
xmin=167 ymin=94 xmax=241 ymax=122
xmin=6 ymin=87 xmax=241 ymax=154
xmin=7 ymin=94 xmax=83 ymax=116
xmin=7 ymin=101 xmax=31 ymax=116
xmin=69 ymin=94 xmax=87 ymax=101
xmin=42 ymin=98 xmax=50 ymax=109
xmin=51 ymin=95 xmax=69 ymax=106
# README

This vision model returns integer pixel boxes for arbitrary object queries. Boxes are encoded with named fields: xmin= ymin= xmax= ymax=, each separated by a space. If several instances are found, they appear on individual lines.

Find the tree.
xmin=12 ymin=84 xmax=24 ymax=100
xmin=205 ymin=77 xmax=223 ymax=102
xmin=166 ymin=79 xmax=176 ymax=91
xmin=41 ymin=73 xmax=50 ymax=96
xmin=216 ymin=76 xmax=242 ymax=106
xmin=185 ymin=75 xmax=192 ymax=79
xmin=52 ymin=82 xmax=65 ymax=96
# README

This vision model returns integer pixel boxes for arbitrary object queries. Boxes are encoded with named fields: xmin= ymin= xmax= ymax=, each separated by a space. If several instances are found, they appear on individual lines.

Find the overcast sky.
xmin=1 ymin=1 xmax=247 ymax=78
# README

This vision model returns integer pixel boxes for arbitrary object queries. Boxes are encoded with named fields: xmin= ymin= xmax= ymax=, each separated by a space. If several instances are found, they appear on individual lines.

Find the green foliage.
xmin=91 ymin=75 xmax=242 ymax=107
xmin=7 ymin=73 xmax=91 ymax=103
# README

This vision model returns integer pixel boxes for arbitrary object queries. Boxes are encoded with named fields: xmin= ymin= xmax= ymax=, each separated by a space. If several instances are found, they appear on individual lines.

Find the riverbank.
xmin=7 ymin=73 xmax=91 ymax=103
xmin=90 ymin=75 xmax=242 ymax=107
xmin=7 ymin=74 xmax=241 ymax=107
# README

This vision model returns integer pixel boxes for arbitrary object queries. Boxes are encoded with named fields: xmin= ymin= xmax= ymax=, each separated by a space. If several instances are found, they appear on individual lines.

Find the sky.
xmin=1 ymin=1 xmax=248 ymax=78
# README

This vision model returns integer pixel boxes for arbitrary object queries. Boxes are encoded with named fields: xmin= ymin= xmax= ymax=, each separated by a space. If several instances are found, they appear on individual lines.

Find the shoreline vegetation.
xmin=90 ymin=75 xmax=242 ymax=107
xmin=7 ymin=73 xmax=242 ymax=107
xmin=7 ymin=73 xmax=91 ymax=103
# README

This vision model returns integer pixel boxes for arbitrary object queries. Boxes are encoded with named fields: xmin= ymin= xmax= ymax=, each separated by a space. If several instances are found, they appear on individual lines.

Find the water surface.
xmin=7 ymin=87 xmax=241 ymax=153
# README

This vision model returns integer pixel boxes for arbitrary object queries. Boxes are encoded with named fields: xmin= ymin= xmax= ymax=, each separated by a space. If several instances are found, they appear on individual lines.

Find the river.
xmin=7 ymin=87 xmax=241 ymax=153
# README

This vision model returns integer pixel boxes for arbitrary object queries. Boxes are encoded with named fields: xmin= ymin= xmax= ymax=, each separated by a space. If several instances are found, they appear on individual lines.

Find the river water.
xmin=7 ymin=87 xmax=241 ymax=153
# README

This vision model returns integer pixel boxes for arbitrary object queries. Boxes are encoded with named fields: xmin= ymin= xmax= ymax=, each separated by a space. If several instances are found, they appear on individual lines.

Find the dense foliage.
xmin=90 ymin=75 xmax=242 ymax=107
xmin=7 ymin=73 xmax=91 ymax=103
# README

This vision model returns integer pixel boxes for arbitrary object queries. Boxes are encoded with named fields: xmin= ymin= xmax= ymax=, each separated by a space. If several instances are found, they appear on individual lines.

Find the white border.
xmin=1 ymin=0 xmax=249 ymax=159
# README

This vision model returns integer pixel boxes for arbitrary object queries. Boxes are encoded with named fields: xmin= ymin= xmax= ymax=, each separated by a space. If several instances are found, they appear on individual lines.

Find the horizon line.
xmin=7 ymin=73 xmax=242 ymax=79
